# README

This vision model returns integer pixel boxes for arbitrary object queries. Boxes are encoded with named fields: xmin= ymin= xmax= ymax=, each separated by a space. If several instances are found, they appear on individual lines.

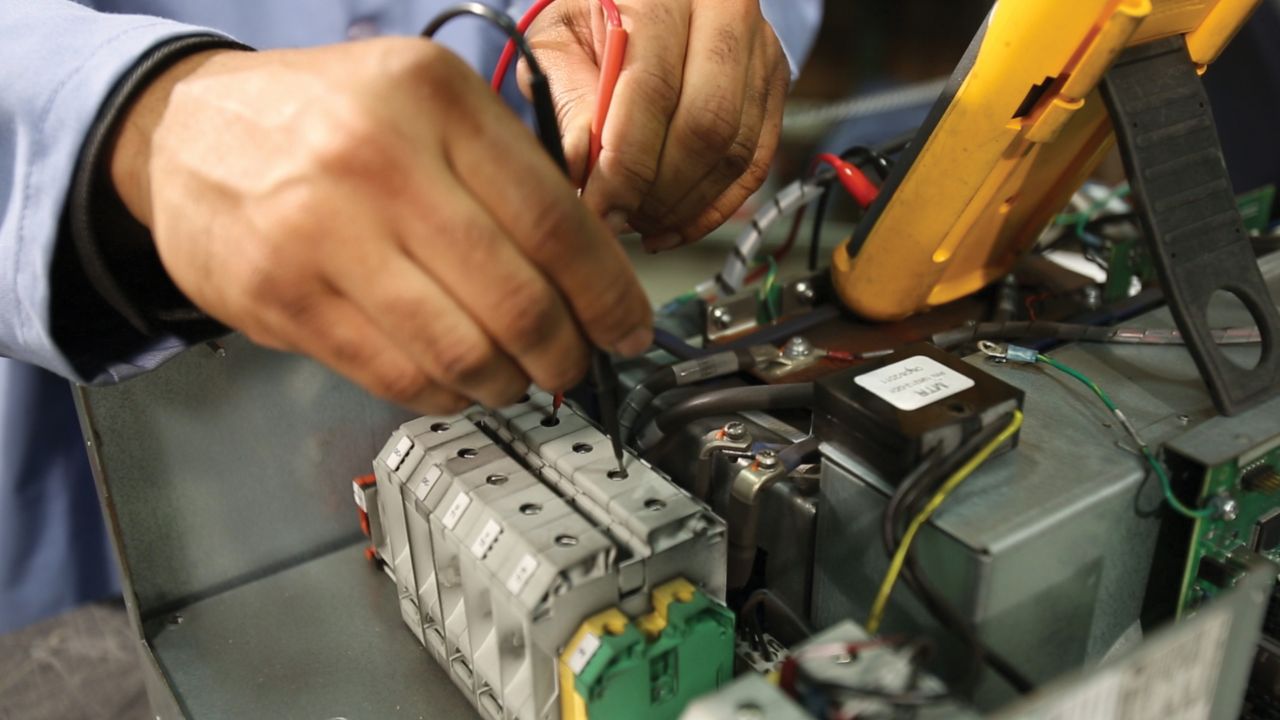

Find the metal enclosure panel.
xmin=814 ymin=253 xmax=1280 ymax=706
xmin=77 ymin=334 xmax=414 ymax=617
xmin=145 ymin=545 xmax=476 ymax=719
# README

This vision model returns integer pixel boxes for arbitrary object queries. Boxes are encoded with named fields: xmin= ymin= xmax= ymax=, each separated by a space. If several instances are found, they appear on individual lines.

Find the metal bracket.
xmin=1102 ymin=37 xmax=1280 ymax=415
xmin=693 ymin=423 xmax=754 ymax=501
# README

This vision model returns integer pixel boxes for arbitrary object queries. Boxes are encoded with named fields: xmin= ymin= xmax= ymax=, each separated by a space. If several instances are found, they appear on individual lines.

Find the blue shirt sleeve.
xmin=1 ymin=0 xmax=822 ymax=385
xmin=760 ymin=0 xmax=824 ymax=80
xmin=0 ymin=0 xmax=226 ymax=383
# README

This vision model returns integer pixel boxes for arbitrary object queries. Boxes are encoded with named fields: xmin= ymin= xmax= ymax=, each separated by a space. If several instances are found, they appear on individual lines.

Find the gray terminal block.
xmin=365 ymin=399 xmax=727 ymax=720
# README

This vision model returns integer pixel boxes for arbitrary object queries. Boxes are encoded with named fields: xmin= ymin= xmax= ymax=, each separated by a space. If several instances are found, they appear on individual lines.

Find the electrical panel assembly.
xmin=356 ymin=391 xmax=731 ymax=720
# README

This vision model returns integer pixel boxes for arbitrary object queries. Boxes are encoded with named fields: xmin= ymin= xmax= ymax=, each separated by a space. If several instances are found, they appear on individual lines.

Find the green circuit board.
xmin=1177 ymin=446 xmax=1280 ymax=617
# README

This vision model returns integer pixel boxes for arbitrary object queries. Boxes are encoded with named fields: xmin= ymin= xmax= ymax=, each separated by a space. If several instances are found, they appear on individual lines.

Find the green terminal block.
xmin=562 ymin=580 xmax=734 ymax=720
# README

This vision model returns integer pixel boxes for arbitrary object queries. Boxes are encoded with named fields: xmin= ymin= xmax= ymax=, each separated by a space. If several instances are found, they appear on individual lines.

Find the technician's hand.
xmin=111 ymin=40 xmax=653 ymax=414
xmin=524 ymin=0 xmax=790 ymax=252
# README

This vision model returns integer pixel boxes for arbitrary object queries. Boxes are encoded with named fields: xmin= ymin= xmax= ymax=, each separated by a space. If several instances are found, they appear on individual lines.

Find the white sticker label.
xmin=470 ymin=519 xmax=503 ymax=559
xmin=352 ymin=481 xmax=368 ymax=511
xmin=415 ymin=465 xmax=443 ymax=502
xmin=566 ymin=632 xmax=602 ymax=675
xmin=442 ymin=493 xmax=472 ymax=530
xmin=387 ymin=436 xmax=414 ymax=471
xmin=855 ymin=355 xmax=975 ymax=411
xmin=1028 ymin=610 xmax=1230 ymax=720
xmin=506 ymin=554 xmax=539 ymax=595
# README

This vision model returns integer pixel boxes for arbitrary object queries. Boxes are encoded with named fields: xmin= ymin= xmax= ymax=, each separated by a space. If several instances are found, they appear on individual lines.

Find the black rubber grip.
xmin=1102 ymin=37 xmax=1280 ymax=415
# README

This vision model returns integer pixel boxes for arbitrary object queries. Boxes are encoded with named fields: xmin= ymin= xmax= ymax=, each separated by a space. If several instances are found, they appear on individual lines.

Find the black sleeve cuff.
xmin=53 ymin=34 xmax=251 ymax=378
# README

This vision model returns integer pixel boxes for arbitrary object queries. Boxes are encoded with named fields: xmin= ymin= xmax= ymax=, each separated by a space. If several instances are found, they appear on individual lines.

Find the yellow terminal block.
xmin=832 ymin=0 xmax=1261 ymax=322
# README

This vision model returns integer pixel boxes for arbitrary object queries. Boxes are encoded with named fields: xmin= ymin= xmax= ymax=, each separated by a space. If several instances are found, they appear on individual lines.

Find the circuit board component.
xmin=1168 ymin=439 xmax=1280 ymax=616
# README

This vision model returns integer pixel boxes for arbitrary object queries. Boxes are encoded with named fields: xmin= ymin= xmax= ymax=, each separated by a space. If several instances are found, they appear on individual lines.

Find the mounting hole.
xmin=519 ymin=503 xmax=542 ymax=516
xmin=645 ymin=498 xmax=667 ymax=512
xmin=1207 ymin=289 xmax=1263 ymax=369
xmin=608 ymin=469 xmax=629 ymax=481
xmin=486 ymin=473 xmax=508 ymax=486
xmin=555 ymin=534 xmax=578 ymax=547
xmin=518 ymin=393 xmax=531 ymax=403
xmin=457 ymin=447 xmax=478 ymax=459
xmin=430 ymin=422 xmax=451 ymax=433
xmin=572 ymin=442 xmax=594 ymax=455
xmin=947 ymin=402 xmax=972 ymax=417
xmin=540 ymin=416 xmax=561 ymax=428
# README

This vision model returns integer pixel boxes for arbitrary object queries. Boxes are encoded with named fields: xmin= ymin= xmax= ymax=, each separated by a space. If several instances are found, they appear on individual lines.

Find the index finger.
xmin=441 ymin=81 xmax=654 ymax=357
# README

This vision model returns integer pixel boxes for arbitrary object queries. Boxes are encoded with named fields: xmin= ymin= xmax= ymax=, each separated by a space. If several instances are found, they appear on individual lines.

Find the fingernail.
xmin=643 ymin=233 xmax=683 ymax=253
xmin=614 ymin=326 xmax=654 ymax=358
xmin=605 ymin=210 xmax=628 ymax=235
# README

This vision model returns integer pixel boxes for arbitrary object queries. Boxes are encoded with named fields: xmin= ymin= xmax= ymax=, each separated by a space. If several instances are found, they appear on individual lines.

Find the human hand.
xmin=521 ymin=0 xmax=791 ymax=252
xmin=110 ymin=39 xmax=653 ymax=414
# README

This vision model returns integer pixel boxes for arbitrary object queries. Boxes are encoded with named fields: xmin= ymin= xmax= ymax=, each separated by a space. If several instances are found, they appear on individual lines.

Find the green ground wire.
xmin=1035 ymin=353 xmax=1213 ymax=520
xmin=759 ymin=257 xmax=781 ymax=322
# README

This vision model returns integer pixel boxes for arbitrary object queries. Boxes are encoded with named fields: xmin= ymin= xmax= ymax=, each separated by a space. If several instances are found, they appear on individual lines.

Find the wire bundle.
xmin=872 ymin=411 xmax=1035 ymax=694
xmin=490 ymin=0 xmax=626 ymax=172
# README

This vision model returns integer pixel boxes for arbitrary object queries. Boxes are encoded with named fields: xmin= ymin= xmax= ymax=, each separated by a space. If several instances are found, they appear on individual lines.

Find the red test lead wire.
xmin=814 ymin=153 xmax=880 ymax=209
xmin=491 ymin=0 xmax=627 ymax=176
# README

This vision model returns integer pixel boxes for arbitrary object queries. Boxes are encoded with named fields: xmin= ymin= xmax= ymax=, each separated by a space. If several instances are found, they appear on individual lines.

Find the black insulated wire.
xmin=777 ymin=435 xmax=821 ymax=471
xmin=617 ymin=347 xmax=771 ymax=448
xmin=807 ymin=145 xmax=894 ymax=272
xmin=880 ymin=419 xmax=1036 ymax=695
xmin=422 ymin=3 xmax=567 ymax=172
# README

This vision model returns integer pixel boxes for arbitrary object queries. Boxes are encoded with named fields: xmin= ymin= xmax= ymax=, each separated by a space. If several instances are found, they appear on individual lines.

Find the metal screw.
xmin=794 ymin=281 xmax=816 ymax=304
xmin=710 ymin=306 xmax=734 ymax=329
xmin=1082 ymin=285 xmax=1102 ymax=310
xmin=1178 ymin=414 xmax=1191 ymax=425
xmin=783 ymin=335 xmax=813 ymax=359
xmin=735 ymin=704 xmax=764 ymax=720
xmin=723 ymin=421 xmax=748 ymax=442
xmin=555 ymin=534 xmax=578 ymax=547
xmin=1211 ymin=495 xmax=1240 ymax=521
xmin=757 ymin=449 xmax=780 ymax=470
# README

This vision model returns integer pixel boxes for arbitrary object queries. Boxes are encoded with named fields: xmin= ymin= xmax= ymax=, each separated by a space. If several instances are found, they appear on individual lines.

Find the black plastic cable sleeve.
xmin=932 ymin=322 xmax=1116 ymax=348
xmin=618 ymin=347 xmax=771 ymax=447
xmin=652 ymin=383 xmax=815 ymax=436
xmin=62 ymin=34 xmax=247 ymax=347
xmin=930 ymin=321 xmax=1260 ymax=349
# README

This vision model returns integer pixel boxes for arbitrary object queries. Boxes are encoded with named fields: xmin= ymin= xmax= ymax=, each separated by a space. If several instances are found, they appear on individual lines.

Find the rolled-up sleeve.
xmin=760 ymin=0 xmax=824 ymax=81
xmin=0 ymin=0 xmax=221 ymax=382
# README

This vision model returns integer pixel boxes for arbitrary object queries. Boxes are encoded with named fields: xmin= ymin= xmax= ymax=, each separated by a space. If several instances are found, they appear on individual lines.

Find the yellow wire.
xmin=865 ymin=410 xmax=1025 ymax=634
